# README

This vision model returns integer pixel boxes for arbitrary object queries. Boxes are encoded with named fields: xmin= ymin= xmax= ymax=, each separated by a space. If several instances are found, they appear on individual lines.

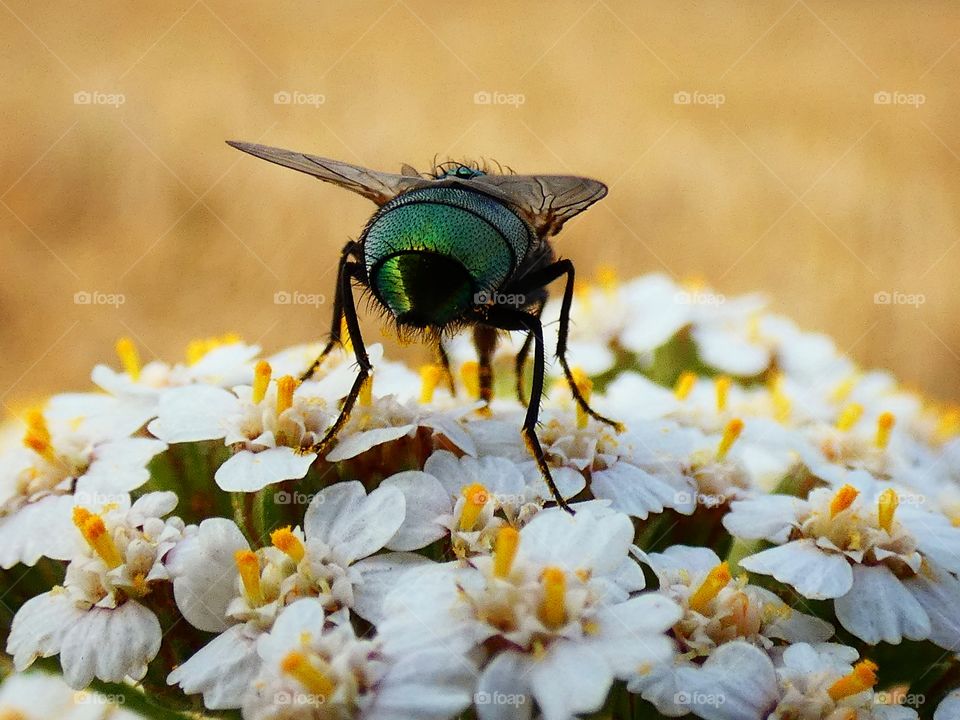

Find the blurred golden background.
xmin=2 ymin=0 xmax=959 ymax=413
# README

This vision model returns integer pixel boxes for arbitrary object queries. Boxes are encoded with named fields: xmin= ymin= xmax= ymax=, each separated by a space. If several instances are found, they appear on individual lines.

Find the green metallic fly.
xmin=227 ymin=141 xmax=622 ymax=511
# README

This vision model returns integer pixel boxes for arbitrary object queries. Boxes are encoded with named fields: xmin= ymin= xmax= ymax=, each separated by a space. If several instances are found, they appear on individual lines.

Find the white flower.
xmin=726 ymin=471 xmax=960 ymax=648
xmin=380 ymin=505 xmax=679 ymax=720
xmin=0 ymin=670 xmax=144 ymax=720
xmin=629 ymin=545 xmax=833 ymax=715
xmin=242 ymin=598 xmax=475 ymax=720
xmin=6 ymin=492 xmax=184 ymax=688
xmin=148 ymin=360 xmax=335 ymax=492
xmin=168 ymin=481 xmax=415 ymax=709
xmin=381 ymin=448 xmax=587 ymax=555
xmin=936 ymin=689 xmax=960 ymax=720
xmin=0 ymin=401 xmax=166 ymax=567
xmin=677 ymin=641 xmax=917 ymax=720
xmin=92 ymin=335 xmax=262 ymax=404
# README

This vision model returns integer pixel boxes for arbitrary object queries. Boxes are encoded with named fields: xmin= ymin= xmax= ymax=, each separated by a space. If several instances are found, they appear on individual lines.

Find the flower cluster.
xmin=1 ymin=274 xmax=959 ymax=720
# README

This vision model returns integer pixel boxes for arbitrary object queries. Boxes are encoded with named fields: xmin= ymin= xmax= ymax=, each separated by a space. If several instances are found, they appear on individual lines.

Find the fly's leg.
xmin=307 ymin=260 xmax=372 ymax=455
xmin=299 ymin=240 xmax=360 ymax=382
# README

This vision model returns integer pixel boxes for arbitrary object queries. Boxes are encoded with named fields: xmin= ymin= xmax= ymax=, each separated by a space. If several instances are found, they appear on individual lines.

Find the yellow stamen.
xmin=186 ymin=333 xmax=242 ymax=365
xmin=715 ymin=376 xmax=732 ymax=412
xmin=252 ymin=360 xmax=272 ymax=405
xmin=875 ymin=412 xmax=895 ymax=449
xmin=572 ymin=367 xmax=592 ymax=429
xmin=280 ymin=651 xmax=336 ymax=699
xmin=459 ymin=483 xmax=489 ymax=531
xmin=359 ymin=374 xmax=373 ymax=406
xmin=460 ymin=361 xmax=480 ymax=400
xmin=937 ymin=407 xmax=960 ymax=442
xmin=115 ymin=337 xmax=141 ymax=381
xmin=830 ymin=375 xmax=858 ymax=403
xmin=674 ymin=371 xmax=697 ymax=400
xmin=539 ymin=567 xmax=567 ymax=628
xmin=597 ymin=265 xmax=618 ymax=292
xmin=836 ymin=403 xmax=863 ymax=432
xmin=878 ymin=488 xmax=899 ymax=533
xmin=275 ymin=375 xmax=298 ymax=415
xmin=827 ymin=659 xmax=878 ymax=701
xmin=22 ymin=410 xmax=56 ymax=463
xmin=339 ymin=317 xmax=353 ymax=354
xmin=493 ymin=526 xmax=519 ymax=579
xmin=716 ymin=418 xmax=744 ymax=460
xmin=72 ymin=506 xmax=92 ymax=528
xmin=75 ymin=513 xmax=123 ymax=569
xmin=419 ymin=364 xmax=443 ymax=403
xmin=271 ymin=526 xmax=305 ymax=563
xmin=688 ymin=562 xmax=732 ymax=614
xmin=830 ymin=484 xmax=860 ymax=518
xmin=234 ymin=550 xmax=263 ymax=606
xmin=769 ymin=373 xmax=791 ymax=422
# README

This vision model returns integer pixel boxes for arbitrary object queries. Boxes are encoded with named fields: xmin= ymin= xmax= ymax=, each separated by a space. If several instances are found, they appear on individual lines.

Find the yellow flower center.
xmin=339 ymin=317 xmax=354 ymax=354
xmin=827 ymin=659 xmax=878 ymax=701
xmin=715 ymin=376 xmax=732 ymax=412
xmin=674 ymin=372 xmax=697 ymax=400
xmin=597 ymin=265 xmax=618 ymax=292
xmin=769 ymin=373 xmax=791 ymax=422
xmin=115 ymin=337 xmax=141 ymax=381
xmin=830 ymin=375 xmax=858 ymax=403
xmin=459 ymin=483 xmax=489 ymax=531
xmin=22 ymin=410 xmax=56 ymax=463
xmin=877 ymin=489 xmax=899 ymax=533
xmin=836 ymin=403 xmax=863 ymax=432
xmin=252 ymin=360 xmax=272 ymax=405
xmin=271 ymin=526 xmax=305 ymax=563
xmin=875 ymin=412 xmax=895 ymax=449
xmin=275 ymin=375 xmax=298 ymax=415
xmin=539 ymin=567 xmax=567 ymax=629
xmin=492 ymin=526 xmax=519 ymax=579
xmin=572 ymin=367 xmax=592 ymax=429
xmin=280 ymin=651 xmax=336 ymax=699
xmin=716 ymin=418 xmax=744 ymax=460
xmin=937 ymin=407 xmax=960 ymax=442
xmin=460 ymin=361 xmax=481 ymax=401
xmin=829 ymin=484 xmax=859 ymax=518
xmin=419 ymin=364 xmax=443 ymax=404
xmin=73 ymin=508 xmax=123 ymax=569
xmin=234 ymin=550 xmax=263 ymax=606
xmin=688 ymin=562 xmax=732 ymax=614
xmin=186 ymin=333 xmax=242 ymax=365
xmin=359 ymin=374 xmax=373 ymax=407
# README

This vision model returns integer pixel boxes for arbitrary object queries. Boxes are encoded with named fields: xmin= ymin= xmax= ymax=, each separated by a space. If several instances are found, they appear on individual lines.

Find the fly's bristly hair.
xmin=429 ymin=157 xmax=514 ymax=179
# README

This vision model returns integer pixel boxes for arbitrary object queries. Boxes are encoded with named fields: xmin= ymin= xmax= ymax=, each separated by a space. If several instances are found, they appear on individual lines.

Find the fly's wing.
xmin=226 ymin=141 xmax=429 ymax=206
xmin=471 ymin=174 xmax=608 ymax=237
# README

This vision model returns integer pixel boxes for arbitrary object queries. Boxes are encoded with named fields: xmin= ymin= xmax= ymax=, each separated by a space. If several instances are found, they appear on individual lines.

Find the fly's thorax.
xmin=363 ymin=186 xmax=534 ymax=328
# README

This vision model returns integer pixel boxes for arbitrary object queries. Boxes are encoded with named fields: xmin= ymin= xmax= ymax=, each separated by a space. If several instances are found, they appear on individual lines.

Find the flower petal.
xmin=739 ymin=540 xmax=853 ymax=599
xmin=834 ymin=563 xmax=930 ymax=644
